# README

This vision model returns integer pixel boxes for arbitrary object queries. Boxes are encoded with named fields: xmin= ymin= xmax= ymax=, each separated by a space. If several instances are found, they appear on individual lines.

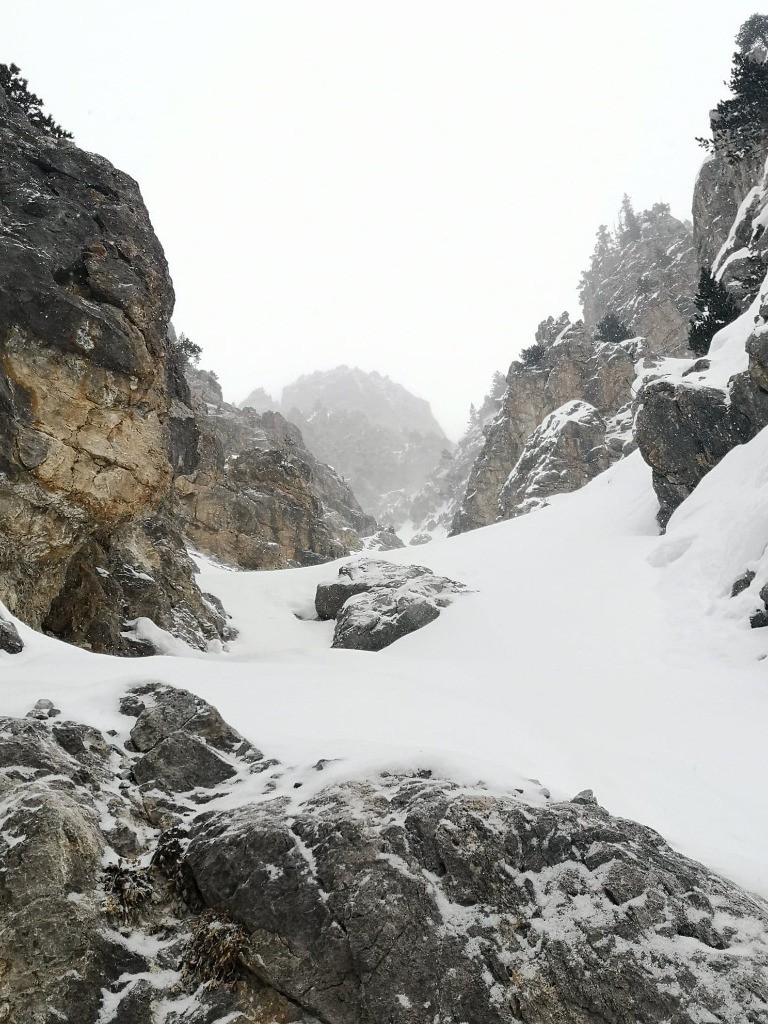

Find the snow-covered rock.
xmin=452 ymin=317 xmax=641 ymax=533
xmin=315 ymin=558 xmax=466 ymax=650
xmin=498 ymin=400 xmax=618 ymax=519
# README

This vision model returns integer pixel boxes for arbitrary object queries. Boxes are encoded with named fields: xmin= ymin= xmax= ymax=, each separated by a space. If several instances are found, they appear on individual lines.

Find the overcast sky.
xmin=4 ymin=1 xmax=760 ymax=438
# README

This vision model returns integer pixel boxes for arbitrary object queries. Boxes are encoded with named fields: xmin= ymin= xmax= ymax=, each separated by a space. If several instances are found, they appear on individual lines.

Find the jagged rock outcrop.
xmin=452 ymin=316 xmax=640 ymax=533
xmin=636 ymin=293 xmax=768 ymax=526
xmin=3 ymin=683 xmax=767 ymax=1024
xmin=315 ymin=558 xmax=466 ymax=650
xmin=0 ymin=84 xmax=227 ymax=654
xmin=692 ymin=28 xmax=768 ymax=304
xmin=174 ymin=366 xmax=376 ymax=569
xmin=365 ymin=526 xmax=407 ymax=551
xmin=243 ymin=366 xmax=451 ymax=524
xmin=498 ymin=400 xmax=617 ymax=519
xmin=579 ymin=202 xmax=698 ymax=357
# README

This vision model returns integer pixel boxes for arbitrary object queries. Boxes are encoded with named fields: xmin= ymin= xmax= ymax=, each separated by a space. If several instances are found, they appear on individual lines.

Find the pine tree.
xmin=174 ymin=332 xmax=202 ymax=364
xmin=519 ymin=342 xmax=546 ymax=367
xmin=698 ymin=17 xmax=768 ymax=162
xmin=688 ymin=268 xmax=740 ymax=356
xmin=0 ymin=64 xmax=72 ymax=139
xmin=595 ymin=311 xmax=633 ymax=344
xmin=619 ymin=194 xmax=641 ymax=242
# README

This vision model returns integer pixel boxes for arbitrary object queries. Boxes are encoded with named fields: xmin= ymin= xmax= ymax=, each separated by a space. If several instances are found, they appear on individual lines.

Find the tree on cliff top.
xmin=688 ymin=268 xmax=740 ymax=356
xmin=0 ymin=64 xmax=72 ymax=140
xmin=698 ymin=16 xmax=768 ymax=163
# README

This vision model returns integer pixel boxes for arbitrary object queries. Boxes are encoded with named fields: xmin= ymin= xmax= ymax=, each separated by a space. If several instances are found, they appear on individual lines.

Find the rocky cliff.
xmin=0 ymin=86 xmax=229 ymax=655
xmin=452 ymin=314 xmax=642 ymax=533
xmin=579 ymin=202 xmax=698 ymax=357
xmin=174 ymin=365 xmax=376 ymax=569
xmin=2 ymin=683 xmax=765 ymax=1024
xmin=636 ymin=25 xmax=768 ymax=527
xmin=242 ymin=366 xmax=451 ymax=524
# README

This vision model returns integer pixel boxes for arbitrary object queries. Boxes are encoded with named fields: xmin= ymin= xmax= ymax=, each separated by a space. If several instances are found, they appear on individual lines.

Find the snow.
xmin=3 ymin=439 xmax=768 ymax=900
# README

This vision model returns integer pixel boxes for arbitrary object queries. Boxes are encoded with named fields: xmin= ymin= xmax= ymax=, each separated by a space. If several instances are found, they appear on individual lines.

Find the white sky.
xmin=4 ymin=1 xmax=760 ymax=439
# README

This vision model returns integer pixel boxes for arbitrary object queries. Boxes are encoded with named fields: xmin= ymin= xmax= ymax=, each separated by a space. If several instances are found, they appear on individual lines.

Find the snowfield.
xmin=3 ymin=440 xmax=768 ymax=899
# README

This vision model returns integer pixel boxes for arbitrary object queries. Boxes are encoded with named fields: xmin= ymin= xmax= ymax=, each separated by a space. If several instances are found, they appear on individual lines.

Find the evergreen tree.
xmin=595 ymin=311 xmax=633 ymax=344
xmin=0 ymin=64 xmax=72 ymax=139
xmin=688 ymin=268 xmax=740 ymax=356
xmin=174 ymin=332 xmax=202 ymax=364
xmin=698 ymin=17 xmax=768 ymax=162
xmin=519 ymin=342 xmax=546 ymax=367
xmin=619 ymin=194 xmax=641 ymax=242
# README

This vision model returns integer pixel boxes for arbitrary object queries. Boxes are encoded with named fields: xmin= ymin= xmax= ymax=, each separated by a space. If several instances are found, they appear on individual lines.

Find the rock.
xmin=133 ymin=731 xmax=237 ymax=793
xmin=0 ymin=615 xmax=22 ymax=654
xmin=315 ymin=559 xmax=466 ymax=651
xmin=123 ymin=682 xmax=260 ymax=798
xmin=731 ymin=569 xmax=757 ymax=597
xmin=498 ymin=400 xmax=618 ymax=519
xmin=175 ymin=367 xmax=377 ymax=569
xmin=185 ymin=773 xmax=768 ymax=1024
xmin=571 ymin=788 xmax=599 ymax=805
xmin=579 ymin=202 xmax=698 ymax=357
xmin=693 ymin=128 xmax=768 ymax=309
xmin=2 ymin=687 xmax=767 ymax=1022
xmin=26 ymin=698 xmax=60 ymax=719
xmin=365 ymin=527 xmax=406 ymax=551
xmin=0 ymin=84 xmax=229 ymax=654
xmin=408 ymin=531 xmax=432 ymax=545
xmin=452 ymin=317 xmax=640 ymax=533
xmin=635 ymin=287 xmax=768 ymax=526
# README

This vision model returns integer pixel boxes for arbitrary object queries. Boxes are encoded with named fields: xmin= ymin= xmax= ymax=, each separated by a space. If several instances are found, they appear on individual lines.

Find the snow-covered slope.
xmin=3 ymin=435 xmax=768 ymax=898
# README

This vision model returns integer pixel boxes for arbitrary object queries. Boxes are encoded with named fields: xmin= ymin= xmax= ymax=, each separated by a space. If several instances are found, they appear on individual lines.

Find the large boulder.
xmin=186 ymin=774 xmax=768 ymax=1024
xmin=315 ymin=558 xmax=466 ymax=650
xmin=2 ymin=685 xmax=767 ymax=1023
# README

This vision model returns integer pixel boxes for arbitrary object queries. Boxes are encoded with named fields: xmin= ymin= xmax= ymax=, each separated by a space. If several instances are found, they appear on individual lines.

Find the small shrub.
xmin=181 ymin=911 xmax=249 ymax=990
xmin=595 ymin=311 xmax=633 ymax=344
xmin=519 ymin=342 xmax=546 ymax=367
xmin=102 ymin=860 xmax=154 ymax=923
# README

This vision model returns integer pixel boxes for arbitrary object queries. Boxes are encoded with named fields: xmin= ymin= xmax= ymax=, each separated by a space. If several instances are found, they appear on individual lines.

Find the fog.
xmin=4 ymin=1 xmax=759 ymax=437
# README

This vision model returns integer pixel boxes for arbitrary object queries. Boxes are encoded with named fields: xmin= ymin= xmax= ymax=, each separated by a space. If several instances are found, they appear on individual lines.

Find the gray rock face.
xmin=452 ymin=318 xmax=640 ymax=534
xmin=175 ymin=366 xmax=376 ymax=569
xmin=365 ymin=526 xmax=407 ymax=551
xmin=579 ymin=202 xmax=698 ymax=357
xmin=315 ymin=558 xmax=466 ymax=650
xmin=635 ymin=376 xmax=759 ymax=526
xmin=0 ymin=86 xmax=228 ymax=655
xmin=0 ymin=613 xmax=22 ymax=654
xmin=187 ymin=774 xmax=768 ymax=1024
xmin=2 ymin=684 xmax=768 ymax=1023
xmin=693 ymin=144 xmax=768 ymax=307
xmin=243 ymin=366 xmax=452 ymax=524
xmin=498 ymin=400 xmax=619 ymax=519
